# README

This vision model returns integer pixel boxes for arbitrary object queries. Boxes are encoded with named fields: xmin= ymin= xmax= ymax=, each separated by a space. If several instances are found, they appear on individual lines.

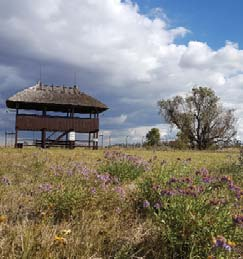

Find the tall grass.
xmin=0 ymin=148 xmax=242 ymax=258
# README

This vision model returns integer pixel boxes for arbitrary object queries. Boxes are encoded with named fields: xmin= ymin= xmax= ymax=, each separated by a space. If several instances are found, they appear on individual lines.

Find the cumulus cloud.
xmin=103 ymin=114 xmax=128 ymax=125
xmin=0 ymin=0 xmax=185 ymax=82
xmin=0 ymin=0 xmax=243 ymax=142
xmin=180 ymin=41 xmax=243 ymax=74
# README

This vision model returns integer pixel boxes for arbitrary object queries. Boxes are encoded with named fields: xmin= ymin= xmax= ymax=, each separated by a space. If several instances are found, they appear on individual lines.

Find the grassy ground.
xmin=0 ymin=147 xmax=242 ymax=258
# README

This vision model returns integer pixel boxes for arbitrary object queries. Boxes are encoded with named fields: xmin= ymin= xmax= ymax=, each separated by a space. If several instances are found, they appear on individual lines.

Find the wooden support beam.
xmin=92 ymin=132 xmax=95 ymax=150
xmin=41 ymin=109 xmax=47 ymax=148
xmin=54 ymin=131 xmax=70 ymax=143
xmin=15 ymin=108 xmax=18 ymax=148
xmin=41 ymin=129 xmax=46 ymax=148
xmin=66 ymin=131 xmax=69 ymax=148
xmin=46 ymin=131 xmax=57 ymax=140
xmin=15 ymin=128 xmax=18 ymax=148
xmin=71 ymin=107 xmax=74 ymax=118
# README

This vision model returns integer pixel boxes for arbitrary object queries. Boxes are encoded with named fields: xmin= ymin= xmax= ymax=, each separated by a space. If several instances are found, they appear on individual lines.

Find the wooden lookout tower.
xmin=6 ymin=82 xmax=108 ymax=149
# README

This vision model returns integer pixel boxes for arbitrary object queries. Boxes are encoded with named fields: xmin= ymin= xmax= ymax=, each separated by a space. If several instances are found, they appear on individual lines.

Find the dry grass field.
xmin=0 ymin=147 xmax=243 ymax=258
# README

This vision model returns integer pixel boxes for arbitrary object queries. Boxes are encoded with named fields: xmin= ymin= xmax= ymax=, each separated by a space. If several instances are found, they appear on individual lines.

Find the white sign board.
xmin=93 ymin=138 xmax=98 ymax=142
xmin=68 ymin=131 xmax=75 ymax=141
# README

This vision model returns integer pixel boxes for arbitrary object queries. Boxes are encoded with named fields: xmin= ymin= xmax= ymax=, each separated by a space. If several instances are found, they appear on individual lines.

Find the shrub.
xmin=99 ymin=151 xmax=150 ymax=182
xmin=137 ymin=166 xmax=242 ymax=258
xmin=39 ymin=186 xmax=86 ymax=222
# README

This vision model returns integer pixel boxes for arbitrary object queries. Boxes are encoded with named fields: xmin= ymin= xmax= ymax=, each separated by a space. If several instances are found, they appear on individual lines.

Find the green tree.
xmin=158 ymin=86 xmax=237 ymax=150
xmin=173 ymin=131 xmax=190 ymax=149
xmin=146 ymin=128 xmax=160 ymax=146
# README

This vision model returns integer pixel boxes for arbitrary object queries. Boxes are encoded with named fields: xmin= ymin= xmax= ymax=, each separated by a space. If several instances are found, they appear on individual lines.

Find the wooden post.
xmin=95 ymin=113 xmax=99 ymax=150
xmin=88 ymin=112 xmax=92 ymax=148
xmin=65 ymin=132 xmax=69 ymax=149
xmin=41 ymin=109 xmax=46 ymax=148
xmin=15 ymin=108 xmax=19 ymax=148
xmin=41 ymin=129 xmax=46 ymax=148
xmin=15 ymin=128 xmax=18 ymax=148
xmin=71 ymin=108 xmax=74 ymax=118
xmin=92 ymin=132 xmax=95 ymax=150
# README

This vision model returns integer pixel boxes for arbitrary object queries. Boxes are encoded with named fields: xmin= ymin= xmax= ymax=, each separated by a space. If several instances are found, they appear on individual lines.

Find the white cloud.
xmin=0 ymin=0 xmax=188 ymax=88
xmin=103 ymin=114 xmax=127 ymax=125
xmin=180 ymin=41 xmax=243 ymax=74
xmin=147 ymin=7 xmax=168 ymax=21
xmin=0 ymin=0 xmax=243 ymax=141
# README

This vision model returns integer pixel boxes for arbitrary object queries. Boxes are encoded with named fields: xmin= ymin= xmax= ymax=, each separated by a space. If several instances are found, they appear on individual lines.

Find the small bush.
xmin=39 ymin=186 xmax=86 ymax=222
xmin=137 ymin=166 xmax=242 ymax=258
xmin=99 ymin=151 xmax=150 ymax=182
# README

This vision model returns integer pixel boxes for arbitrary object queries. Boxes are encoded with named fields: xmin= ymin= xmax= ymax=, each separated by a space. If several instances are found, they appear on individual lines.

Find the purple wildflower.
xmin=220 ymin=175 xmax=232 ymax=183
xmin=213 ymin=235 xmax=235 ymax=252
xmin=114 ymin=186 xmax=126 ymax=199
xmin=195 ymin=167 xmax=209 ymax=177
xmin=1 ymin=176 xmax=10 ymax=185
xmin=90 ymin=187 xmax=96 ymax=194
xmin=167 ymin=177 xmax=192 ymax=185
xmin=66 ymin=170 xmax=74 ymax=176
xmin=97 ymin=173 xmax=111 ymax=184
xmin=182 ymin=177 xmax=192 ymax=184
xmin=154 ymin=202 xmax=161 ymax=210
xmin=39 ymin=183 xmax=52 ymax=192
xmin=80 ymin=166 xmax=90 ymax=178
xmin=167 ymin=177 xmax=177 ymax=185
xmin=152 ymin=184 xmax=161 ymax=192
xmin=143 ymin=200 xmax=150 ymax=208
xmin=214 ymin=236 xmax=226 ymax=247
xmin=104 ymin=151 xmax=150 ymax=171
xmin=209 ymin=198 xmax=227 ymax=206
xmin=228 ymin=182 xmax=243 ymax=199
xmin=115 ymin=207 xmax=121 ymax=214
xmin=233 ymin=214 xmax=243 ymax=225
xmin=161 ymin=189 xmax=175 ymax=196
xmin=228 ymin=182 xmax=236 ymax=191
xmin=223 ymin=244 xmax=232 ymax=252
xmin=202 ymin=176 xmax=212 ymax=183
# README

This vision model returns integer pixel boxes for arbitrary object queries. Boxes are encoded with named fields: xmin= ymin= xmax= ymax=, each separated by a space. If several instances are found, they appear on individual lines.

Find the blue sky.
xmin=137 ymin=0 xmax=243 ymax=49
xmin=1 ymin=0 xmax=243 ymax=145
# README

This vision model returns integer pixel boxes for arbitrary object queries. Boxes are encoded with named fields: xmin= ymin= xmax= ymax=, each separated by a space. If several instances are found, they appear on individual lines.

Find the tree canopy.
xmin=146 ymin=128 xmax=160 ymax=146
xmin=158 ymin=87 xmax=237 ymax=150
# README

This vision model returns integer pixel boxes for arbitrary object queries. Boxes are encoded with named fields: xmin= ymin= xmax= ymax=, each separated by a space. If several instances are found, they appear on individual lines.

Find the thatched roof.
xmin=6 ymin=82 xmax=108 ymax=114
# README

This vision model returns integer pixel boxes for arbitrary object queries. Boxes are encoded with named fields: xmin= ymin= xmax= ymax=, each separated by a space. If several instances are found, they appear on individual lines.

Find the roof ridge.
xmin=6 ymin=83 xmax=108 ymax=114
